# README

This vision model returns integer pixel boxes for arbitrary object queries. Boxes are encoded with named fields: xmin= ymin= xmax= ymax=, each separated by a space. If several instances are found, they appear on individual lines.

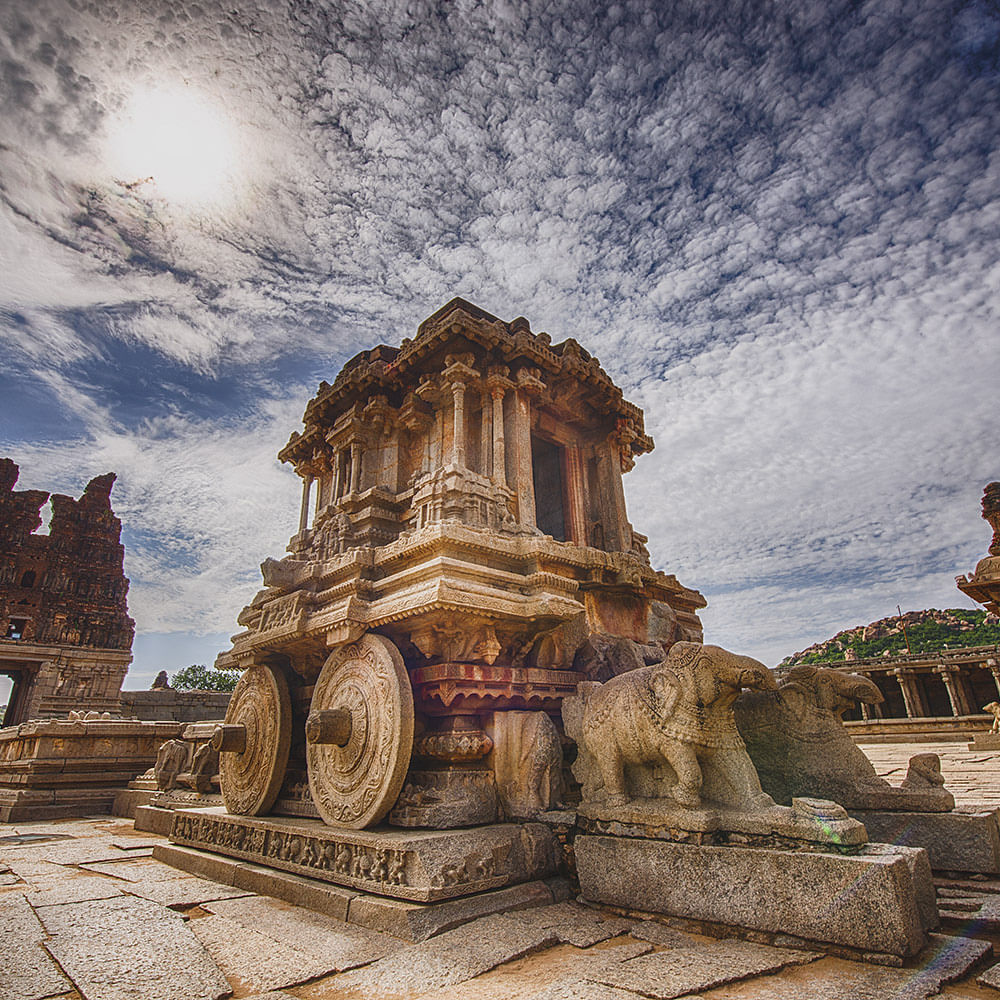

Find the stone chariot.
xmin=210 ymin=299 xmax=707 ymax=832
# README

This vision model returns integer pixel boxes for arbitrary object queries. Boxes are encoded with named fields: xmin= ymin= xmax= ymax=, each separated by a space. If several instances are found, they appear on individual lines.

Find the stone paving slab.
xmin=0 ymin=893 xmax=72 ymax=1000
xmin=81 ymin=857 xmax=192 ymax=882
xmin=1 ymin=854 xmax=74 ymax=880
xmin=26 ymin=873 xmax=125 ymax=906
xmin=204 ymin=893 xmax=401 ymax=969
xmin=411 ymin=940 xmax=656 ymax=1000
xmin=38 ymin=894 xmax=231 ymax=1000
xmin=590 ymin=937 xmax=817 ymax=999
xmin=700 ymin=932 xmax=992 ymax=1000
xmin=505 ymin=901 xmax=634 ymax=947
xmin=978 ymin=958 xmax=1000 ymax=989
xmin=125 ymin=874 xmax=254 ymax=908
xmin=332 ymin=912 xmax=560 ymax=996
xmin=190 ymin=911 xmax=335 ymax=994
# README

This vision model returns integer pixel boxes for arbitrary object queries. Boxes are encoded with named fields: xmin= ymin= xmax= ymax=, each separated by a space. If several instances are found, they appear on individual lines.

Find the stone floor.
xmin=4 ymin=739 xmax=1000 ymax=1000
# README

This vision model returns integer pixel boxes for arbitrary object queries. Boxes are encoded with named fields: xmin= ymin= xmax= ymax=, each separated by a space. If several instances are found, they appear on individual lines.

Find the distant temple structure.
xmin=825 ymin=483 xmax=1000 ymax=736
xmin=0 ymin=459 xmax=134 ymax=725
xmin=957 ymin=482 xmax=1000 ymax=616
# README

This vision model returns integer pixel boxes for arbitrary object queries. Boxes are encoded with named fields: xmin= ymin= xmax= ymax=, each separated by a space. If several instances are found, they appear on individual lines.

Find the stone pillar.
xmin=350 ymin=442 xmax=361 ymax=493
xmin=512 ymin=388 xmax=536 ymax=528
xmin=298 ymin=475 xmax=313 ymax=533
xmin=480 ymin=396 xmax=491 ymax=479
xmin=935 ymin=664 xmax=973 ymax=716
xmin=604 ymin=439 xmax=631 ymax=552
xmin=451 ymin=381 xmax=466 ymax=468
xmin=564 ymin=442 xmax=588 ymax=545
xmin=988 ymin=659 xmax=1000 ymax=700
xmin=333 ymin=455 xmax=343 ymax=500
xmin=892 ymin=668 xmax=926 ymax=718
xmin=490 ymin=385 xmax=506 ymax=485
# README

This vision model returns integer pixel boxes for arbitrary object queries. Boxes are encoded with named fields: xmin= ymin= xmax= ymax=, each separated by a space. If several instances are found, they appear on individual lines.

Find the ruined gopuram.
xmin=0 ymin=460 xmax=134 ymax=725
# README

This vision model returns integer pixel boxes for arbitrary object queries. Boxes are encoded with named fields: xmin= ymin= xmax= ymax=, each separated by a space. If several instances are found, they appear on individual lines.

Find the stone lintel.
xmin=576 ymin=835 xmax=935 ymax=960
xmin=850 ymin=807 xmax=1000 ymax=875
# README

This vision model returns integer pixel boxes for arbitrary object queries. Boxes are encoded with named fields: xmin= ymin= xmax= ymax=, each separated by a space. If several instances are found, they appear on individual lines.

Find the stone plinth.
xmin=0 ymin=716 xmax=183 ymax=821
xmin=851 ymin=808 xmax=1000 ymax=875
xmin=166 ymin=807 xmax=559 ymax=902
xmin=969 ymin=732 xmax=1000 ymax=750
xmin=120 ymin=689 xmax=231 ymax=723
xmin=576 ymin=835 xmax=937 ymax=961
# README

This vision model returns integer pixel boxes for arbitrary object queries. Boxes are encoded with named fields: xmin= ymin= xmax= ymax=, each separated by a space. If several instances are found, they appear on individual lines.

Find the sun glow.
xmin=109 ymin=86 xmax=239 ymax=205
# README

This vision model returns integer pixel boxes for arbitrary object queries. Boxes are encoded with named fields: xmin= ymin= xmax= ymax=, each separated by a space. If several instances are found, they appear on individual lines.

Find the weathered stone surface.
xmin=346 ymin=878 xmax=557 ymax=941
xmin=168 ymin=808 xmax=558 ymax=902
xmin=516 ymin=942 xmax=657 ymax=1000
xmin=39 ymin=894 xmax=231 ymax=1000
xmin=134 ymin=804 xmax=175 ymax=835
xmin=970 ymin=731 xmax=1000 ymax=750
xmin=204 ymin=893 xmax=401 ymax=968
xmin=126 ymin=875 xmax=252 ymax=908
xmin=389 ymin=769 xmax=500 ymax=829
xmin=190 ymin=912 xmax=334 ymax=993
xmin=591 ymin=937 xmax=816 ymax=998
xmin=491 ymin=711 xmax=563 ymax=819
xmin=979 ymin=957 xmax=1000 ymax=989
xmin=941 ymin=890 xmax=1000 ymax=931
xmin=26 ymin=873 xmax=125 ymax=907
xmin=81 ymin=857 xmax=193 ymax=882
xmin=156 ymin=840 xmax=556 ymax=940
xmin=735 ymin=933 xmax=991 ymax=999
xmin=0 ymin=718 xmax=184 ymax=822
xmin=576 ymin=835 xmax=933 ymax=959
xmin=0 ymin=893 xmax=72 ymax=1000
xmin=576 ymin=795 xmax=867 ymax=848
xmin=331 ymin=912 xmax=559 ymax=995
xmin=736 ymin=667 xmax=955 ymax=811
xmin=851 ymin=806 xmax=1000 ymax=874
xmin=506 ymin=901 xmax=634 ymax=947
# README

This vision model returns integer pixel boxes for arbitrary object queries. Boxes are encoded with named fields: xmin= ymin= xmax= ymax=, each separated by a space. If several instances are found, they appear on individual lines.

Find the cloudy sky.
xmin=2 ymin=0 xmax=998 ymax=692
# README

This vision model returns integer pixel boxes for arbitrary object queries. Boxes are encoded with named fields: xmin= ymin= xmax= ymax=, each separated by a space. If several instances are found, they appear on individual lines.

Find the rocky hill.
xmin=780 ymin=609 xmax=1000 ymax=667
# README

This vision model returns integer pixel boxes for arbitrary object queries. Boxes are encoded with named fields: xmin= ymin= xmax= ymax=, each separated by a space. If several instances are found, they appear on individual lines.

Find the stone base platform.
xmin=576 ymin=835 xmax=938 ymax=961
xmin=851 ymin=807 xmax=1000 ymax=875
xmin=0 ymin=718 xmax=183 ymax=822
xmin=154 ymin=842 xmax=567 ymax=941
xmin=969 ymin=732 xmax=1000 ymax=751
xmin=164 ymin=807 xmax=559 ymax=903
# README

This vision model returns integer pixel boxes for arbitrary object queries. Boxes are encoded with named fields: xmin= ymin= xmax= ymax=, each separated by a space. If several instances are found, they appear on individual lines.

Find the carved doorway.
xmin=0 ymin=663 xmax=38 ymax=727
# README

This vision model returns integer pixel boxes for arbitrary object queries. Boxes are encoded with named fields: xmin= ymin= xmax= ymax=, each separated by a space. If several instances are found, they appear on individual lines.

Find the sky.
xmin=1 ymin=0 xmax=998 ymax=693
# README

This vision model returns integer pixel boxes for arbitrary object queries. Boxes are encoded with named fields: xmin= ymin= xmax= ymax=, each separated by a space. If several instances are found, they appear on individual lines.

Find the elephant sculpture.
xmin=562 ymin=641 xmax=778 ymax=812
xmin=735 ymin=665 xmax=955 ymax=811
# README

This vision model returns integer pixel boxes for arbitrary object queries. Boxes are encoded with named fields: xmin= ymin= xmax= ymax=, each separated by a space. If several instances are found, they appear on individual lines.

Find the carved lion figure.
xmin=563 ymin=641 xmax=777 ymax=811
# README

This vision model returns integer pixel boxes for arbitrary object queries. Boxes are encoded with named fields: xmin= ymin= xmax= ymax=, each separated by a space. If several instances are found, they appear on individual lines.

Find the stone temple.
xmin=210 ymin=296 xmax=706 ymax=830
xmin=0 ymin=459 xmax=134 ymax=725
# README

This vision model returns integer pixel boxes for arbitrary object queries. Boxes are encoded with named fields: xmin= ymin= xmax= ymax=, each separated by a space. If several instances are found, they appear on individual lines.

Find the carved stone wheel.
xmin=219 ymin=662 xmax=292 ymax=816
xmin=307 ymin=633 xmax=414 ymax=829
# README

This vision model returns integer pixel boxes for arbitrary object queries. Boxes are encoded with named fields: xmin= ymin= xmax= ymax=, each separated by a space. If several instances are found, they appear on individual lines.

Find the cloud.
xmin=2 ymin=0 xmax=999 ymax=666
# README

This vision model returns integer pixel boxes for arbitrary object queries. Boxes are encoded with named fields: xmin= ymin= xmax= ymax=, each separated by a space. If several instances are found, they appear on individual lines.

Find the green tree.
xmin=170 ymin=663 xmax=240 ymax=692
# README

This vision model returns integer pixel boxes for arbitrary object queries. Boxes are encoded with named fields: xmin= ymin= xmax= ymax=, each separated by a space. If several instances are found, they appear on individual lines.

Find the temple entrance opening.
xmin=531 ymin=434 xmax=567 ymax=541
